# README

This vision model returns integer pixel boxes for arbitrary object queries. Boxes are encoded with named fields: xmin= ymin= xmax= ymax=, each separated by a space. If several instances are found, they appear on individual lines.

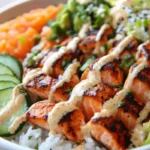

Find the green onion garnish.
xmin=113 ymin=85 xmax=123 ymax=90
xmin=80 ymin=54 xmax=98 ymax=72
xmin=27 ymin=59 xmax=36 ymax=67
xmin=117 ymin=103 xmax=125 ymax=108
xmin=66 ymin=88 xmax=73 ymax=94
xmin=34 ymin=35 xmax=41 ymax=45
xmin=62 ymin=58 xmax=71 ymax=70
xmin=101 ymin=44 xmax=109 ymax=54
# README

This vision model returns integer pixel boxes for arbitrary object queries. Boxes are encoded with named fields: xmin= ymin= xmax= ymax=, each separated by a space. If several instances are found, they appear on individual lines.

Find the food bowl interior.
xmin=0 ymin=0 xmax=150 ymax=150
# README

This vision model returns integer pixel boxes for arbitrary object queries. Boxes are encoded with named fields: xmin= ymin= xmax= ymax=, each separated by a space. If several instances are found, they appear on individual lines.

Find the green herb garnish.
xmin=113 ymin=85 xmax=123 ymax=90
xmin=19 ymin=88 xmax=27 ymax=95
xmin=101 ymin=44 xmax=109 ymax=54
xmin=80 ymin=54 xmax=98 ymax=72
xmin=117 ymin=103 xmax=125 ymax=108
xmin=66 ymin=88 xmax=73 ymax=94
xmin=34 ymin=35 xmax=41 ymax=45
xmin=62 ymin=58 xmax=71 ymax=70
xmin=128 ymin=92 xmax=134 ymax=97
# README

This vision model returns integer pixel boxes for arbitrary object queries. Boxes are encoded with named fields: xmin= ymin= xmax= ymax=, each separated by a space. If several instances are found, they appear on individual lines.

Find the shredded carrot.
xmin=0 ymin=4 xmax=62 ymax=60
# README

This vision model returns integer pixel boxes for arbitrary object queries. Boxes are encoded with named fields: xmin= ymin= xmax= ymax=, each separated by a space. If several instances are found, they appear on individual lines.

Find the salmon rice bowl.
xmin=0 ymin=0 xmax=150 ymax=149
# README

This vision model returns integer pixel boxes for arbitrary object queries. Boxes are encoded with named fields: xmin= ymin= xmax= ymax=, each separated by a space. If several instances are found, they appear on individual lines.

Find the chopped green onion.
xmin=54 ymin=45 xmax=62 ymax=49
xmin=27 ymin=59 xmax=36 ymax=67
xmin=80 ymin=54 xmax=98 ymax=72
xmin=34 ymin=35 xmax=41 ymax=45
xmin=35 ymin=144 xmax=39 ymax=150
xmin=117 ymin=103 xmax=125 ymax=108
xmin=120 ymin=60 xmax=128 ymax=70
xmin=28 ymin=136 xmax=32 ymax=140
xmin=128 ymin=92 xmax=134 ymax=98
xmin=80 ymin=59 xmax=93 ymax=72
xmin=126 ymin=59 xmax=136 ymax=68
xmin=123 ymin=53 xmax=133 ymax=60
xmin=101 ymin=44 xmax=109 ymax=53
xmin=66 ymin=88 xmax=73 ymax=94
xmin=143 ymin=19 xmax=148 ymax=28
xmin=18 ymin=36 xmax=26 ymax=44
xmin=136 ymin=19 xmax=142 ymax=27
xmin=62 ymin=58 xmax=71 ymax=70
xmin=113 ymin=85 xmax=123 ymax=90
xmin=46 ymin=34 xmax=57 ymax=41
xmin=19 ymin=88 xmax=27 ymax=95
xmin=92 ymin=15 xmax=104 ymax=29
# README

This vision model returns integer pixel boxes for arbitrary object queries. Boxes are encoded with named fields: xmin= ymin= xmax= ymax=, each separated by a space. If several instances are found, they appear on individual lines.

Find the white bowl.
xmin=0 ymin=0 xmax=150 ymax=150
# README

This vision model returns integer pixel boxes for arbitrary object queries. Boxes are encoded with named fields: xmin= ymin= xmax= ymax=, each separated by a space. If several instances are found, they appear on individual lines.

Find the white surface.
xmin=0 ymin=0 xmax=17 ymax=7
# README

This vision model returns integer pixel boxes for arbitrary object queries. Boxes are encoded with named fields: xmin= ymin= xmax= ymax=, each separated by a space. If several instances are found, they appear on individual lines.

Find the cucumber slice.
xmin=0 ymin=54 xmax=23 ymax=80
xmin=0 ymin=63 xmax=14 ymax=76
xmin=0 ymin=87 xmax=31 ymax=136
xmin=0 ymin=88 xmax=13 ymax=109
xmin=0 ymin=74 xmax=20 ymax=84
xmin=0 ymin=81 xmax=16 ymax=90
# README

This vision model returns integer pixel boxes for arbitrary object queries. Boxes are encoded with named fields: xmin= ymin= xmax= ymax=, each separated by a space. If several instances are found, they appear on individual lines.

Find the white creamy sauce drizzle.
xmin=79 ymin=22 xmax=91 ymax=39
xmin=23 ymin=68 xmax=43 ymax=86
xmin=43 ymin=37 xmax=80 ymax=75
xmin=42 ymin=46 xmax=67 ymax=74
xmin=131 ymin=101 xmax=150 ymax=146
xmin=0 ymin=85 xmax=26 ymax=133
xmin=81 ymin=123 xmax=91 ymax=138
xmin=8 ymin=115 xmax=26 ymax=134
xmin=33 ymin=50 xmax=48 ymax=62
xmin=48 ymin=102 xmax=77 ymax=130
xmin=136 ymin=41 xmax=149 ymax=60
xmin=49 ymin=60 xmax=80 ymax=102
xmin=93 ymin=24 xmax=110 ymax=54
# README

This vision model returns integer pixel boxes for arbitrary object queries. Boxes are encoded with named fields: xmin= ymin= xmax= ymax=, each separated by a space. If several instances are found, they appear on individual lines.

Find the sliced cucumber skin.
xmin=0 ymin=81 xmax=16 ymax=90
xmin=0 ymin=63 xmax=14 ymax=76
xmin=0 ymin=88 xmax=13 ymax=109
xmin=0 ymin=54 xmax=23 ymax=80
xmin=0 ymin=74 xmax=20 ymax=84
xmin=0 ymin=98 xmax=28 ymax=136
xmin=0 ymin=88 xmax=32 ymax=136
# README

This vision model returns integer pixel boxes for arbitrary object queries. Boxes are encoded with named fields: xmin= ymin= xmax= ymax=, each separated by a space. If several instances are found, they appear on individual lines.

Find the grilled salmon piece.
xmin=26 ymin=101 xmax=85 ymax=143
xmin=78 ymin=27 xmax=112 ymax=55
xmin=131 ymin=67 xmax=150 ymax=104
xmin=90 ymin=117 xmax=130 ymax=150
xmin=26 ymin=101 xmax=54 ymax=130
xmin=58 ymin=109 xmax=85 ymax=143
xmin=79 ymin=83 xmax=119 ymax=122
xmin=25 ymin=73 xmax=79 ymax=102
xmin=82 ymin=59 xmax=124 ymax=87
xmin=116 ymin=92 xmax=144 ymax=130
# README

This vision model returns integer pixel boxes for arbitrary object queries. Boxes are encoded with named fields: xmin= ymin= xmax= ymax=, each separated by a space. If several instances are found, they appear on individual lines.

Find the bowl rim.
xmin=0 ymin=0 xmax=30 ymax=14
xmin=0 ymin=0 xmax=150 ymax=150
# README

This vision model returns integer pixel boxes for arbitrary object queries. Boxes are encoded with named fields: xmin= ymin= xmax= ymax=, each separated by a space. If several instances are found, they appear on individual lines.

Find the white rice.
xmin=6 ymin=123 xmax=106 ymax=150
